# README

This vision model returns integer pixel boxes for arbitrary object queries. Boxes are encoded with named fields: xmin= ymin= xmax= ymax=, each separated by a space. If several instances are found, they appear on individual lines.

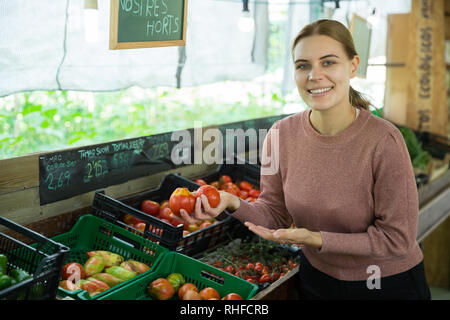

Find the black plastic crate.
xmin=91 ymin=173 xmax=238 ymax=257
xmin=0 ymin=217 xmax=69 ymax=300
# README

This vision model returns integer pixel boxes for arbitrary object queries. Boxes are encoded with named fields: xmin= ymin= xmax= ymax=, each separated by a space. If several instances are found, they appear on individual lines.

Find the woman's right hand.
xmin=179 ymin=190 xmax=240 ymax=224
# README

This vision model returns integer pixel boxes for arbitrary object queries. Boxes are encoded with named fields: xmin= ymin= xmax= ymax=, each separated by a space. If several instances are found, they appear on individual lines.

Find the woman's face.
xmin=293 ymin=35 xmax=359 ymax=112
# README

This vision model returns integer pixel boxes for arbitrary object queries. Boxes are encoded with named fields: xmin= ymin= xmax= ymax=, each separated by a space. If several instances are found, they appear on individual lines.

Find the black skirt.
xmin=297 ymin=250 xmax=431 ymax=300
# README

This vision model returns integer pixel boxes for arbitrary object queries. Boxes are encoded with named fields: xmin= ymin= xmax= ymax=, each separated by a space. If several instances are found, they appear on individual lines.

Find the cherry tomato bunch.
xmin=195 ymin=175 xmax=261 ymax=203
xmin=201 ymin=237 xmax=298 ymax=288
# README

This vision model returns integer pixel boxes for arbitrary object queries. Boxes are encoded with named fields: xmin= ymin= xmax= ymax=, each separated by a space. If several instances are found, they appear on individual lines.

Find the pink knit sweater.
xmin=233 ymin=108 xmax=423 ymax=281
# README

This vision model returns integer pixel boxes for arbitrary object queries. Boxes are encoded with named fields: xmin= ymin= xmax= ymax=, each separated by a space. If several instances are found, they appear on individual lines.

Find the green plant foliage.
xmin=399 ymin=127 xmax=431 ymax=170
xmin=0 ymin=85 xmax=288 ymax=160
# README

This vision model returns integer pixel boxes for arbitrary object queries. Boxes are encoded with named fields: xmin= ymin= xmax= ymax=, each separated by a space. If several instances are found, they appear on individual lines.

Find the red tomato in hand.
xmin=196 ymin=185 xmax=220 ymax=208
xmin=222 ymin=293 xmax=243 ymax=300
xmin=148 ymin=278 xmax=175 ymax=300
xmin=62 ymin=262 xmax=86 ymax=282
xmin=169 ymin=187 xmax=196 ymax=216
xmin=140 ymin=200 xmax=160 ymax=216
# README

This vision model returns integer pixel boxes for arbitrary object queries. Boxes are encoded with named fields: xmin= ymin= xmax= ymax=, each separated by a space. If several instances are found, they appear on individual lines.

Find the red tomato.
xmin=61 ymin=262 xmax=86 ymax=282
xmin=239 ymin=181 xmax=253 ymax=191
xmin=258 ymin=274 xmax=271 ymax=283
xmin=140 ymin=200 xmax=160 ymax=216
xmin=196 ymin=185 xmax=220 ymax=208
xmin=210 ymin=181 xmax=220 ymax=189
xmin=239 ymin=190 xmax=248 ymax=199
xmin=221 ymin=182 xmax=240 ymax=196
xmin=194 ymin=179 xmax=207 ymax=186
xmin=178 ymin=283 xmax=199 ymax=299
xmin=148 ymin=278 xmax=175 ymax=300
xmin=160 ymin=200 xmax=170 ymax=210
xmin=199 ymin=287 xmax=220 ymax=300
xmin=248 ymin=189 xmax=261 ymax=198
xmin=219 ymin=175 xmax=232 ymax=186
xmin=246 ymin=197 xmax=256 ymax=202
xmin=159 ymin=206 xmax=173 ymax=220
xmin=169 ymin=187 xmax=196 ymax=216
xmin=222 ymin=293 xmax=243 ymax=300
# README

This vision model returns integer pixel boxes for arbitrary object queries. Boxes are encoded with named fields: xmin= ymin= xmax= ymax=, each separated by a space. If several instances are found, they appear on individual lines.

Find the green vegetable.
xmin=399 ymin=127 xmax=431 ymax=170
xmin=9 ymin=269 xmax=31 ymax=283
xmin=0 ymin=254 xmax=7 ymax=275
xmin=0 ymin=274 xmax=12 ymax=290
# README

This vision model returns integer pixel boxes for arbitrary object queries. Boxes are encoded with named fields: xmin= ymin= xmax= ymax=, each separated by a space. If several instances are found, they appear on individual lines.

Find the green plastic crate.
xmin=52 ymin=214 xmax=168 ymax=300
xmin=94 ymin=251 xmax=259 ymax=300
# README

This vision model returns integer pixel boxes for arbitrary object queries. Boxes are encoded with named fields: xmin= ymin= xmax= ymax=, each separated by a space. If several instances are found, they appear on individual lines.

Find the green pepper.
xmin=9 ymin=269 xmax=31 ymax=283
xmin=0 ymin=254 xmax=7 ymax=275
xmin=0 ymin=274 xmax=12 ymax=290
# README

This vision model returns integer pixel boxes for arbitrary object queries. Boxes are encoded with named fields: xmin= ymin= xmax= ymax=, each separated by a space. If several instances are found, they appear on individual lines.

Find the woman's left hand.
xmin=244 ymin=222 xmax=323 ymax=250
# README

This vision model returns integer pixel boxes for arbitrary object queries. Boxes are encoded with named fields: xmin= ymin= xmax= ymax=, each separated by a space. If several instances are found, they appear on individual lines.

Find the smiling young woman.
xmin=180 ymin=19 xmax=431 ymax=300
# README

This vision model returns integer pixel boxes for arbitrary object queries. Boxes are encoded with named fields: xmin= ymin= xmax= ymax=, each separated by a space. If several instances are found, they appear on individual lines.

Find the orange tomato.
xmin=169 ymin=187 xmax=196 ymax=217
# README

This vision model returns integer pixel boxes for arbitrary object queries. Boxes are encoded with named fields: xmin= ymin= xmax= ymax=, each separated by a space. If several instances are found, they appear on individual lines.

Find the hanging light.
xmin=238 ymin=0 xmax=255 ymax=33
xmin=367 ymin=8 xmax=380 ymax=28
xmin=84 ymin=0 xmax=99 ymax=42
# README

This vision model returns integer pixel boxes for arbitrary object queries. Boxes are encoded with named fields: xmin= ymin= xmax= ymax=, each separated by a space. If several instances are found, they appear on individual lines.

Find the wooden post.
xmin=407 ymin=0 xmax=447 ymax=136
xmin=385 ymin=0 xmax=448 ymax=137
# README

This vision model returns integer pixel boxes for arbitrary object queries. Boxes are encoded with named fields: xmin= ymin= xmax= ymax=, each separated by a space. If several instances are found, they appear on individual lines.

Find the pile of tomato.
xmin=201 ymin=237 xmax=298 ymax=287
xmin=148 ymin=272 xmax=243 ymax=300
xmin=122 ymin=175 xmax=260 ymax=237
xmin=195 ymin=175 xmax=261 ymax=203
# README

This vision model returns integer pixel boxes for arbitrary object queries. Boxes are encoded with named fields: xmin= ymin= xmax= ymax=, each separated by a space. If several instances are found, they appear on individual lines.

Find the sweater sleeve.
xmin=318 ymin=130 xmax=419 ymax=258
xmin=231 ymin=121 xmax=293 ymax=229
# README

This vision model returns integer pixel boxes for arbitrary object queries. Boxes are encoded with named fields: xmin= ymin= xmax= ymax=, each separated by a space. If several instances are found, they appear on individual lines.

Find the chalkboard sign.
xmin=39 ymin=131 xmax=194 ymax=205
xmin=38 ymin=115 xmax=288 ymax=205
xmin=109 ymin=0 xmax=188 ymax=50
xmin=350 ymin=14 xmax=371 ymax=78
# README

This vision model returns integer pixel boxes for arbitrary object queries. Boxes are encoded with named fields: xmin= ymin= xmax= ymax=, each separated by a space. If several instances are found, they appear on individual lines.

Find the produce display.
xmin=200 ymin=237 xmax=298 ymax=289
xmin=147 ymin=272 xmax=243 ymax=300
xmin=0 ymin=253 xmax=43 ymax=299
xmin=122 ymin=186 xmax=222 ymax=237
xmin=58 ymin=250 xmax=150 ymax=297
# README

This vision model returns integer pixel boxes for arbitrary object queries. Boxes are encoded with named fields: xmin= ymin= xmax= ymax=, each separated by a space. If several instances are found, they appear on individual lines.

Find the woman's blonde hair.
xmin=291 ymin=19 xmax=372 ymax=111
